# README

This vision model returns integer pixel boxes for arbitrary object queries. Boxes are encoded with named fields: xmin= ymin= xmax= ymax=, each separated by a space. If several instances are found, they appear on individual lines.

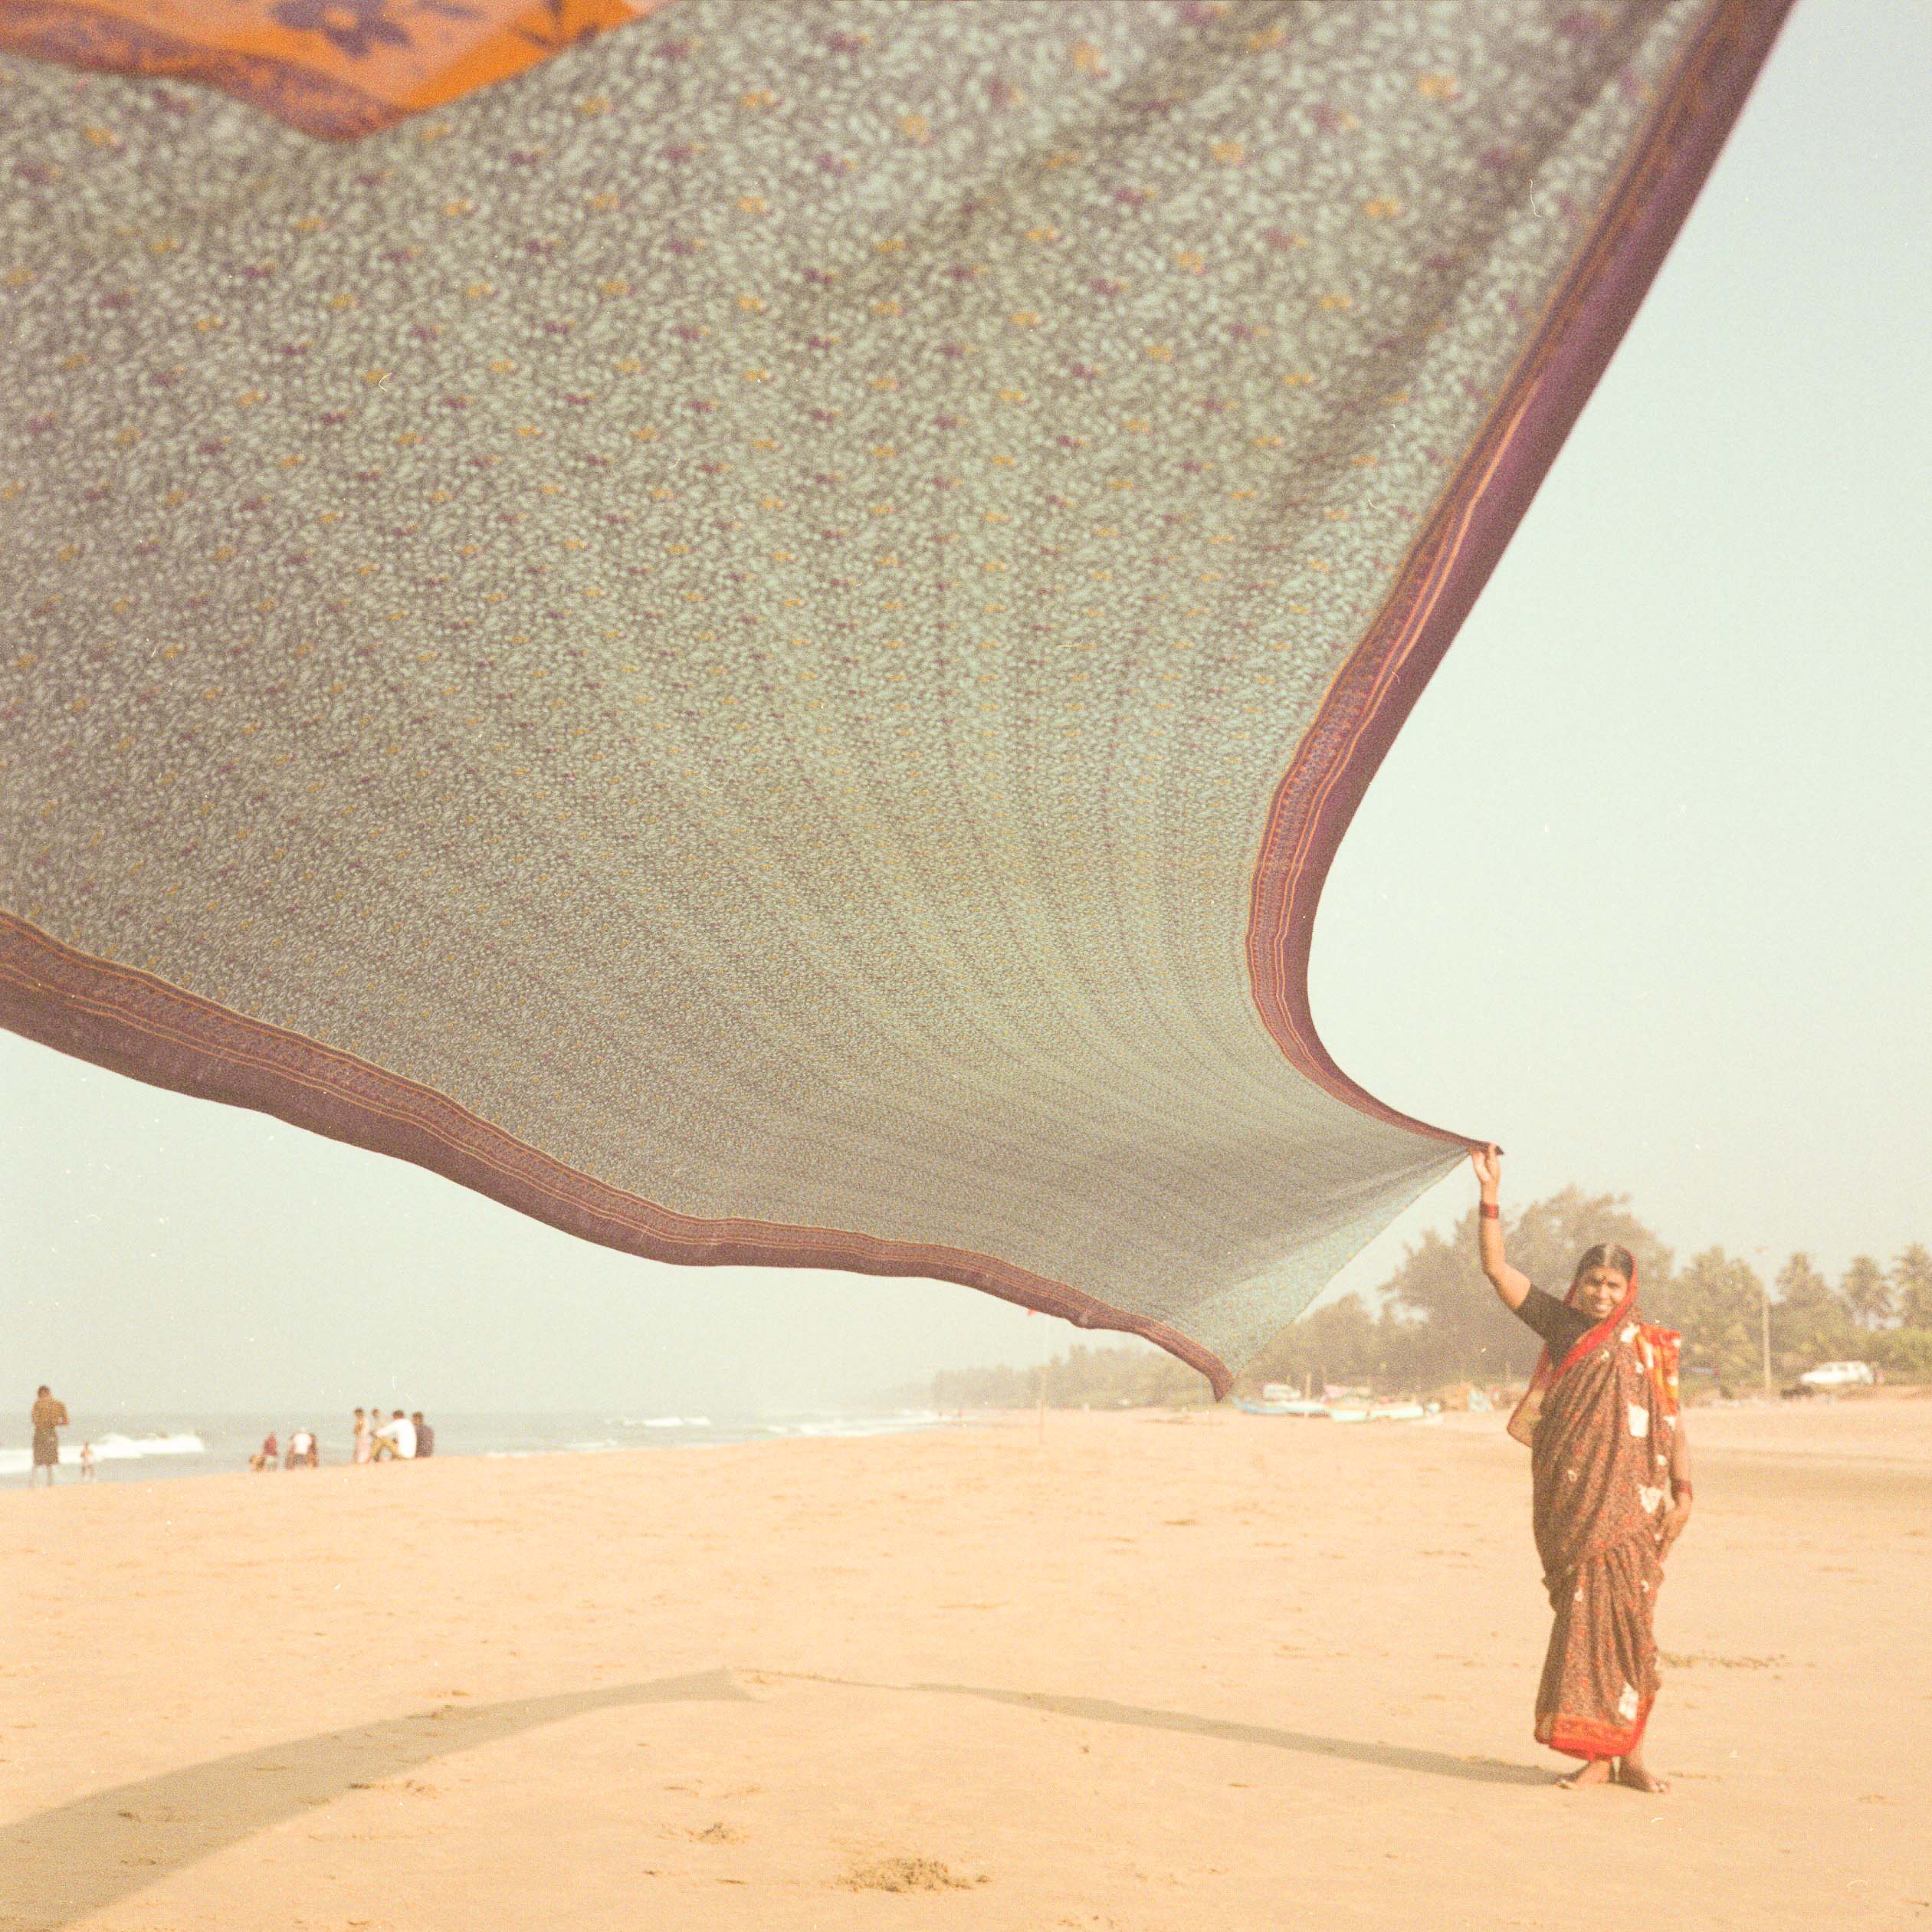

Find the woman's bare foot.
xmin=1614 ymin=1753 xmax=1669 ymax=1794
xmin=1556 ymin=1758 xmax=1613 ymax=1790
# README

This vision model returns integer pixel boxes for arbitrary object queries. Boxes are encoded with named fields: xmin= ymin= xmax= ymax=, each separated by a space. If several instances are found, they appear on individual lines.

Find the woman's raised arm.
xmin=1471 ymin=1145 xmax=1533 ymax=1311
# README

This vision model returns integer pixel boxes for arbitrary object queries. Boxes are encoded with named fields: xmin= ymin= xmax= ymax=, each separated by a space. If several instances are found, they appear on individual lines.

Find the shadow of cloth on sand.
xmin=831 ymin=1678 xmax=1550 ymax=1788
xmin=1 ymin=1668 xmax=751 ymax=1930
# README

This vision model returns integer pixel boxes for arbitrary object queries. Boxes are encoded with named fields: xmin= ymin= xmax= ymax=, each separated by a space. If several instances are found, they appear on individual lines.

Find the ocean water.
xmin=0 ymin=1409 xmax=960 ymax=1484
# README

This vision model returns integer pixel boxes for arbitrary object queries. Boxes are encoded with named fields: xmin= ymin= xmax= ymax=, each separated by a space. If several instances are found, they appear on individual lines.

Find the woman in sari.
xmin=1471 ymin=1147 xmax=1691 ymax=1792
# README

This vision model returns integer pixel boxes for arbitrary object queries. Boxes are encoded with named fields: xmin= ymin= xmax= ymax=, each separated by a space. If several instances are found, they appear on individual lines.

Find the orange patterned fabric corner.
xmin=0 ymin=0 xmax=669 ymax=137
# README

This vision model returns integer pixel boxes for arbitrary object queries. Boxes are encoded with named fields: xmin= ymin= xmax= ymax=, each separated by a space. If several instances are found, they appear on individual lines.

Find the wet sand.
xmin=4 ymin=1402 xmax=1928 ymax=1930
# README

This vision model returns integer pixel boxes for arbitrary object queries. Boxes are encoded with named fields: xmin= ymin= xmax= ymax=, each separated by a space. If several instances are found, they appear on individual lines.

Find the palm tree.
xmin=1667 ymin=1248 xmax=1765 ymax=1389
xmin=1773 ymin=1252 xmax=1845 ymax=1372
xmin=1839 ymin=1255 xmax=1893 ymax=1330
xmin=1893 ymin=1243 xmax=1932 ymax=1330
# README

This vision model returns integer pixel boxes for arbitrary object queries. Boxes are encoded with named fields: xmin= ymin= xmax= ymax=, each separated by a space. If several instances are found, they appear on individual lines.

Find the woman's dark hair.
xmin=1570 ymin=1243 xmax=1636 ymax=1291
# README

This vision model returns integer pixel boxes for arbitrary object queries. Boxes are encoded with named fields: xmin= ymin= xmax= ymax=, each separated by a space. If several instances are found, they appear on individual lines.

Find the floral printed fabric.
xmin=1527 ymin=1317 xmax=1681 ymax=1759
xmin=0 ymin=3 xmax=1786 ymax=1389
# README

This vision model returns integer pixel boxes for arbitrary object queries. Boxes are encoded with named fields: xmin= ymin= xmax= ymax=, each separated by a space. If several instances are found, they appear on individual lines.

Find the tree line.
xmin=927 ymin=1188 xmax=1932 ymax=1409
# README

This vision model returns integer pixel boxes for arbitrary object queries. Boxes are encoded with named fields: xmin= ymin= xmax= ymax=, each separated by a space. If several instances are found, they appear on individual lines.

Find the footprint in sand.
xmin=838 ymin=1856 xmax=988 ymax=1893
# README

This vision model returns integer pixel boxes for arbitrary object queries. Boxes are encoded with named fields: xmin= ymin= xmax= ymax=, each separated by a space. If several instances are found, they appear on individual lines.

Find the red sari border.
xmin=1541 ymin=1697 xmax=1654 ymax=1763
xmin=0 ymin=2 xmax=1793 ymax=1392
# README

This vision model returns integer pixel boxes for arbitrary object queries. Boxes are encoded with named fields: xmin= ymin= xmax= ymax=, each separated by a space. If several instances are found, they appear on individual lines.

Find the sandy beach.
xmin=4 ymin=1401 xmax=1928 ymax=1931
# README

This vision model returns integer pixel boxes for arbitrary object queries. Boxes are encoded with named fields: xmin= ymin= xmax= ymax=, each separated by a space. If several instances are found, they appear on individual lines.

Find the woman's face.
xmin=1570 ymin=1264 xmax=1630 ymax=1321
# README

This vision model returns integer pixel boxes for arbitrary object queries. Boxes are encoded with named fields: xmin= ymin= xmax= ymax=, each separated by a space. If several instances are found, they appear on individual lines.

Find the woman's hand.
xmin=1656 ymin=1497 xmax=1691 ymax=1563
xmin=1470 ymin=1143 xmax=1501 ymax=1199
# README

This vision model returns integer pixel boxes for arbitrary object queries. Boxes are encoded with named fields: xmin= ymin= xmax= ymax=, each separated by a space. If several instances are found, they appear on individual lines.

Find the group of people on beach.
xmin=249 ymin=1409 xmax=435 ymax=1469
xmin=353 ymin=1407 xmax=434 ymax=1464
xmin=27 ymin=1389 xmax=441 ymax=1481
xmin=249 ymin=1428 xmax=319 ymax=1470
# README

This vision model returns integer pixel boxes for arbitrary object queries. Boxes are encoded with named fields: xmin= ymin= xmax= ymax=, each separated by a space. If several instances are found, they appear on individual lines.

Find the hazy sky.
xmin=5 ymin=0 xmax=1927 ymax=1417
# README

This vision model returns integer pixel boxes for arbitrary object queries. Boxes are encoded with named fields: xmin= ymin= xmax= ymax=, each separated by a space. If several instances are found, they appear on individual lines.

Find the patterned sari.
xmin=1507 ymin=1277 xmax=1681 ymax=1760
xmin=0 ymin=3 xmax=1793 ymax=1392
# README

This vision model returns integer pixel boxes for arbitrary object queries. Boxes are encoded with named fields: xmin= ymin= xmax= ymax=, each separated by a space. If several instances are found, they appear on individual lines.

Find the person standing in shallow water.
xmin=1471 ymin=1146 xmax=1692 ymax=1793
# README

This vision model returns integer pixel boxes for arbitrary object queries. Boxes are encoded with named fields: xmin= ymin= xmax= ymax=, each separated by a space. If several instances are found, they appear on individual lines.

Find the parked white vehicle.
xmin=1796 ymin=1360 xmax=1876 ymax=1390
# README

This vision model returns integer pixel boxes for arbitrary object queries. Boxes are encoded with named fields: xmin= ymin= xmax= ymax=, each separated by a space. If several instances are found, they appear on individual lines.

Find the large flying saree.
xmin=0 ymin=2 xmax=1789 ymax=1391
xmin=1510 ymin=1278 xmax=1683 ymax=1760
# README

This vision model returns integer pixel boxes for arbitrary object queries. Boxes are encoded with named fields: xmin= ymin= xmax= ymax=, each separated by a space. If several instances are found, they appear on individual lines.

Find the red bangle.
xmin=1479 ymin=1202 xmax=1500 ymax=1220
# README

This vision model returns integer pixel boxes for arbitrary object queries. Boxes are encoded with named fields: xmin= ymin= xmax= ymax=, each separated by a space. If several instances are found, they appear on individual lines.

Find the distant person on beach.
xmin=1472 ymin=1146 xmax=1691 ymax=1794
xmin=372 ymin=1409 xmax=416 ymax=1461
xmin=250 ymin=1431 xmax=280 ymax=1472
xmin=30 ymin=1386 xmax=68 ymax=1487
xmin=411 ymin=1412 xmax=434 ymax=1458
xmin=352 ymin=1408 xmax=373 ymax=1465
xmin=285 ymin=1429 xmax=317 ymax=1468
xmin=79 ymin=1442 xmax=97 ymax=1481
